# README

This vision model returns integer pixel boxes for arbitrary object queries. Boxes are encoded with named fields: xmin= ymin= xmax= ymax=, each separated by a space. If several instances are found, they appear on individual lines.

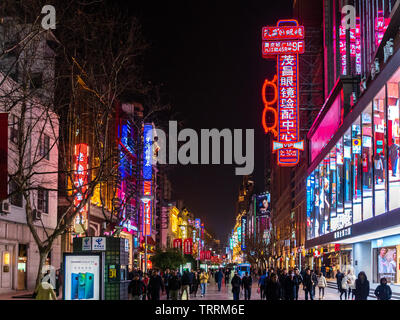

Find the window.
xmin=362 ymin=103 xmax=373 ymax=220
xmin=331 ymin=138 xmax=344 ymax=231
xmin=37 ymin=187 xmax=49 ymax=213
xmin=387 ymin=74 xmax=400 ymax=211
xmin=352 ymin=117 xmax=362 ymax=223
xmin=10 ymin=115 xmax=19 ymax=144
xmin=9 ymin=179 xmax=22 ymax=207
xmin=39 ymin=134 xmax=50 ymax=160
xmin=30 ymin=72 xmax=43 ymax=89
xmin=373 ymin=87 xmax=387 ymax=216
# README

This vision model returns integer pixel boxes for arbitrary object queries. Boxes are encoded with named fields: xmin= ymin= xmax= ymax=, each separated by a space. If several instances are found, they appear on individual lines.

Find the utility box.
xmin=73 ymin=236 xmax=130 ymax=300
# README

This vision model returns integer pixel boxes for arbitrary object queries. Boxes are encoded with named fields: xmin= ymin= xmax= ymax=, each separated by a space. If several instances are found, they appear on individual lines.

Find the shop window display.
xmin=331 ymin=138 xmax=344 ymax=231
xmin=373 ymin=87 xmax=387 ymax=216
xmin=376 ymin=247 xmax=397 ymax=284
xmin=344 ymin=128 xmax=353 ymax=226
xmin=362 ymin=103 xmax=373 ymax=220
xmin=387 ymin=74 xmax=400 ymax=211
xmin=320 ymin=156 xmax=330 ymax=235
xmin=352 ymin=118 xmax=362 ymax=223
xmin=329 ymin=147 xmax=337 ymax=231
xmin=306 ymin=173 xmax=315 ymax=239
xmin=314 ymin=168 xmax=320 ymax=238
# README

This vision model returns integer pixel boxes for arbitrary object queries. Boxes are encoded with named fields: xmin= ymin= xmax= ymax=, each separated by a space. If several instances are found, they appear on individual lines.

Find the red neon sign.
xmin=74 ymin=143 xmax=89 ymax=233
xmin=142 ymin=199 xmax=152 ymax=236
xmin=262 ymin=20 xmax=304 ymax=166
xmin=183 ymin=238 xmax=193 ymax=255
xmin=262 ymin=26 xmax=304 ymax=40
xmin=173 ymin=238 xmax=182 ymax=250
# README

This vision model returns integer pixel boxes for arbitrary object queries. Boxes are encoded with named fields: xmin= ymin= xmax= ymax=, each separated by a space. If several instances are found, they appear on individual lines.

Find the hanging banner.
xmin=73 ymin=144 xmax=89 ymax=234
xmin=0 ymin=113 xmax=7 ymax=200
xmin=262 ymin=20 xmax=304 ymax=167
xmin=205 ymin=251 xmax=212 ymax=260
xmin=183 ymin=238 xmax=193 ymax=255
xmin=173 ymin=238 xmax=182 ymax=250
xmin=241 ymin=216 xmax=247 ymax=250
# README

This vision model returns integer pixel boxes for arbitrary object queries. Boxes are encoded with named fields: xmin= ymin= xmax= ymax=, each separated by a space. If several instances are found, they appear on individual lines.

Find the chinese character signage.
xmin=262 ymin=20 xmax=304 ymax=166
xmin=173 ymin=238 xmax=183 ymax=250
xmin=241 ymin=216 xmax=247 ymax=250
xmin=143 ymin=124 xmax=153 ymax=180
xmin=141 ymin=199 xmax=152 ymax=236
xmin=74 ymin=144 xmax=89 ymax=234
xmin=183 ymin=238 xmax=193 ymax=255
xmin=141 ymin=124 xmax=153 ymax=237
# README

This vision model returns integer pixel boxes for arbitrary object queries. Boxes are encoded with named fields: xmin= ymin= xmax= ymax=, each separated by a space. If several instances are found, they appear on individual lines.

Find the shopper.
xmin=389 ymin=138 xmax=400 ymax=177
xmin=199 ymin=269 xmax=209 ymax=297
xmin=340 ymin=271 xmax=349 ymax=300
xmin=336 ymin=269 xmax=344 ymax=293
xmin=191 ymin=271 xmax=200 ymax=298
xmin=128 ymin=274 xmax=145 ymax=300
xmin=317 ymin=272 xmax=327 ymax=300
xmin=303 ymin=268 xmax=314 ymax=300
xmin=231 ymin=272 xmax=242 ymax=300
xmin=279 ymin=269 xmax=288 ymax=299
xmin=142 ymin=273 xmax=150 ymax=300
xmin=283 ymin=270 xmax=296 ymax=300
xmin=354 ymin=271 xmax=370 ymax=300
xmin=163 ymin=269 xmax=171 ymax=300
xmin=311 ymin=269 xmax=318 ymax=299
xmin=216 ymin=268 xmax=224 ymax=292
xmin=293 ymin=268 xmax=303 ymax=300
xmin=265 ymin=273 xmax=281 ymax=301
xmin=224 ymin=268 xmax=230 ymax=286
xmin=242 ymin=272 xmax=252 ymax=300
xmin=375 ymin=277 xmax=392 ymax=300
xmin=149 ymin=270 xmax=165 ymax=301
xmin=374 ymin=153 xmax=384 ymax=183
xmin=55 ymin=269 xmax=62 ymax=298
xmin=347 ymin=270 xmax=356 ymax=300
xmin=168 ymin=270 xmax=181 ymax=300
xmin=258 ymin=270 xmax=267 ymax=299
xmin=181 ymin=270 xmax=192 ymax=300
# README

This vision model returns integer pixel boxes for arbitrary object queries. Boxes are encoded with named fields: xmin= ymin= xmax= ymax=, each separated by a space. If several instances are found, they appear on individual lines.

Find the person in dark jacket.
xmin=278 ymin=269 xmax=288 ymax=299
xmin=231 ymin=272 xmax=242 ymax=300
xmin=375 ymin=277 xmax=392 ymax=300
xmin=293 ymin=268 xmax=303 ymax=300
xmin=224 ymin=269 xmax=230 ymax=286
xmin=311 ymin=269 xmax=318 ymax=298
xmin=336 ymin=269 xmax=344 ymax=293
xmin=148 ymin=270 xmax=165 ymax=301
xmin=258 ymin=271 xmax=267 ymax=299
xmin=241 ymin=272 xmax=252 ymax=300
xmin=265 ymin=273 xmax=281 ymax=300
xmin=191 ymin=271 xmax=200 ymax=298
xmin=215 ymin=269 xmax=224 ymax=292
xmin=354 ymin=271 xmax=370 ymax=300
xmin=303 ymin=268 xmax=314 ymax=300
xmin=168 ymin=270 xmax=181 ymax=300
xmin=163 ymin=269 xmax=171 ymax=300
xmin=128 ymin=274 xmax=145 ymax=300
xmin=283 ymin=271 xmax=296 ymax=300
xmin=181 ymin=270 xmax=192 ymax=300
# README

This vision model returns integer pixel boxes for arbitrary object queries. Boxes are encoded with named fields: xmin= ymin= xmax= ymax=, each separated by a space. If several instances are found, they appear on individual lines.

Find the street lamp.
xmin=141 ymin=195 xmax=154 ymax=274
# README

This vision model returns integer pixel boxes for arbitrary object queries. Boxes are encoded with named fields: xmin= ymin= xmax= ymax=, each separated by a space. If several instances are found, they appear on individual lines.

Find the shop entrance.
xmin=0 ymin=244 xmax=13 ymax=291
xmin=17 ymin=244 xmax=27 ymax=290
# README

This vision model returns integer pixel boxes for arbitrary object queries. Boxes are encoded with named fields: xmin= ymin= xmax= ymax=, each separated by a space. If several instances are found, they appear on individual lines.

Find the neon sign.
xmin=141 ymin=123 xmax=153 ymax=237
xmin=262 ymin=20 xmax=304 ymax=166
xmin=74 ymin=144 xmax=89 ymax=234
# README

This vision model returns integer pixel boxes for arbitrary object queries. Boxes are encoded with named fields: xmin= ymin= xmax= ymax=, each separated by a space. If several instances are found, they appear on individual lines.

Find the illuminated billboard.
xmin=74 ymin=144 xmax=89 ymax=234
xmin=141 ymin=124 xmax=153 ymax=237
xmin=262 ymin=20 xmax=304 ymax=167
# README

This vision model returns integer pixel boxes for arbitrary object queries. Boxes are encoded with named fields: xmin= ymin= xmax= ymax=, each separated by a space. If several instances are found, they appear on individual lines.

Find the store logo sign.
xmin=92 ymin=237 xmax=106 ymax=251
xmin=82 ymin=237 xmax=92 ymax=251
xmin=334 ymin=227 xmax=352 ymax=239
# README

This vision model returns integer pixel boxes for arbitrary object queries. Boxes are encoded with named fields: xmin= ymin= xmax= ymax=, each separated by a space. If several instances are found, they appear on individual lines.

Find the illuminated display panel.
xmin=141 ymin=124 xmax=153 ymax=237
xmin=74 ymin=144 xmax=89 ymax=234
xmin=262 ymin=20 xmax=304 ymax=166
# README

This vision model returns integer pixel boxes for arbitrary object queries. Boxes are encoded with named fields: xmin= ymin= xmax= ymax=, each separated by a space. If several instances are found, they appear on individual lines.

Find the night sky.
xmin=121 ymin=0 xmax=293 ymax=243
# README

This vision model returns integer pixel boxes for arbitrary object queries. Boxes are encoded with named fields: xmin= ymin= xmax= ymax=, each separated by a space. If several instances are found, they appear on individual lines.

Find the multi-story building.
xmin=305 ymin=0 xmax=400 ymax=292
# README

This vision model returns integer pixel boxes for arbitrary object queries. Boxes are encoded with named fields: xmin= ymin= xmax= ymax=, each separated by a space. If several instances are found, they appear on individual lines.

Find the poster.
xmin=64 ymin=254 xmax=101 ymax=300
xmin=377 ymin=247 xmax=397 ymax=283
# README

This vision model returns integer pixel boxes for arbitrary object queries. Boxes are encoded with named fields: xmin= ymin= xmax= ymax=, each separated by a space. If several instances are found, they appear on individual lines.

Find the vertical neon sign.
xmin=142 ymin=124 xmax=153 ymax=236
xmin=74 ymin=143 xmax=89 ymax=234
xmin=262 ymin=20 xmax=304 ymax=166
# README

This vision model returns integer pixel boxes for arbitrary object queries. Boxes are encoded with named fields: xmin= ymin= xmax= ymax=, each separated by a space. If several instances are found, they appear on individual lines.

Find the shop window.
xmin=352 ymin=117 xmax=362 ymax=223
xmin=344 ymin=128 xmax=353 ymax=226
xmin=375 ymin=247 xmax=397 ymax=284
xmin=362 ymin=103 xmax=373 ymax=220
xmin=373 ymin=87 xmax=387 ymax=216
xmin=331 ymin=138 xmax=344 ymax=231
xmin=313 ymin=168 xmax=320 ymax=238
xmin=306 ymin=173 xmax=315 ymax=240
xmin=329 ymin=147 xmax=337 ymax=232
xmin=387 ymin=75 xmax=400 ymax=211
xmin=320 ymin=156 xmax=330 ymax=235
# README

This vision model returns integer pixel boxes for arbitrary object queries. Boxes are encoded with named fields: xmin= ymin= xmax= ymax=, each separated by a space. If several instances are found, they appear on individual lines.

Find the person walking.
xmin=242 ymin=272 xmax=252 ymax=300
xmin=216 ymin=268 xmax=224 ymax=292
xmin=142 ymin=273 xmax=150 ymax=300
xmin=293 ymin=268 xmax=303 ymax=300
xmin=128 ymin=274 xmax=145 ymax=300
xmin=149 ymin=270 xmax=165 ymax=301
xmin=199 ymin=269 xmax=209 ymax=298
xmin=336 ymin=269 xmax=344 ymax=293
xmin=389 ymin=138 xmax=400 ymax=177
xmin=317 ymin=272 xmax=327 ymax=300
xmin=303 ymin=268 xmax=314 ymax=300
xmin=168 ymin=270 xmax=181 ymax=300
xmin=231 ymin=272 xmax=242 ymax=300
xmin=258 ymin=270 xmax=267 ymax=299
xmin=181 ymin=270 xmax=192 ymax=300
xmin=340 ymin=271 xmax=349 ymax=300
xmin=375 ymin=278 xmax=392 ymax=300
xmin=311 ymin=269 xmax=318 ymax=299
xmin=279 ymin=269 xmax=288 ymax=300
xmin=224 ymin=268 xmax=230 ymax=286
xmin=191 ymin=271 xmax=200 ymax=298
xmin=163 ymin=269 xmax=171 ymax=300
xmin=347 ymin=270 xmax=356 ymax=300
xmin=283 ymin=271 xmax=296 ymax=300
xmin=354 ymin=271 xmax=369 ymax=300
xmin=265 ymin=273 xmax=281 ymax=301
xmin=55 ymin=269 xmax=62 ymax=298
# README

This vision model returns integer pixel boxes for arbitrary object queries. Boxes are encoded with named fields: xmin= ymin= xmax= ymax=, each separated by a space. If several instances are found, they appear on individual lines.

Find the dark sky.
xmin=122 ymin=0 xmax=293 ymax=243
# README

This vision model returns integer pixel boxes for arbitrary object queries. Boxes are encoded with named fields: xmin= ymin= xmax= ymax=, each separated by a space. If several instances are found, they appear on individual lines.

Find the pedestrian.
xmin=163 ymin=268 xmax=171 ymax=300
xmin=279 ymin=268 xmax=288 ymax=299
xmin=35 ymin=280 xmax=57 ymax=300
xmin=347 ymin=270 xmax=356 ymax=300
xmin=336 ymin=269 xmax=344 ymax=293
xmin=149 ymin=270 xmax=165 ymax=301
xmin=283 ymin=270 xmax=296 ymax=300
xmin=317 ymin=272 xmax=327 ymax=300
xmin=225 ymin=268 xmax=230 ymax=286
xmin=242 ymin=272 xmax=252 ymax=300
xmin=293 ymin=268 xmax=302 ymax=300
xmin=265 ymin=273 xmax=281 ymax=300
xmin=199 ymin=269 xmax=209 ymax=297
xmin=303 ymin=268 xmax=313 ymax=300
xmin=340 ymin=271 xmax=349 ymax=300
xmin=55 ymin=269 xmax=62 ymax=298
xmin=311 ymin=269 xmax=318 ymax=299
xmin=231 ymin=272 xmax=242 ymax=300
xmin=354 ymin=271 xmax=369 ymax=300
xmin=216 ymin=268 xmax=224 ymax=292
xmin=258 ymin=270 xmax=267 ymax=299
xmin=128 ymin=274 xmax=145 ymax=300
xmin=181 ymin=270 xmax=192 ymax=300
xmin=169 ymin=270 xmax=181 ymax=300
xmin=321 ymin=264 xmax=326 ymax=277
xmin=389 ymin=138 xmax=400 ymax=177
xmin=191 ymin=271 xmax=200 ymax=298
xmin=375 ymin=277 xmax=392 ymax=300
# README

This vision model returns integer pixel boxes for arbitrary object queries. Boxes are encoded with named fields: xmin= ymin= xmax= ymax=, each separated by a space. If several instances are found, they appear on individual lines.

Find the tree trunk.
xmin=34 ymin=248 xmax=49 ymax=294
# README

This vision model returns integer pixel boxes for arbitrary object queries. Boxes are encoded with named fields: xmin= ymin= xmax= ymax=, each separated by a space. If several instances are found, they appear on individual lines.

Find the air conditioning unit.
xmin=0 ymin=200 xmax=10 ymax=214
xmin=32 ymin=209 xmax=42 ymax=221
